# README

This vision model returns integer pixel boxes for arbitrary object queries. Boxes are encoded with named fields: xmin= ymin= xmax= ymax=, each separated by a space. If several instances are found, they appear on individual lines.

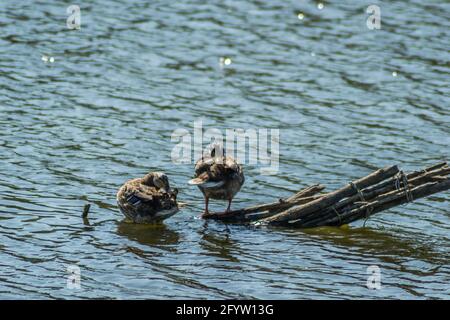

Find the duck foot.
xmin=201 ymin=211 xmax=212 ymax=219
xmin=201 ymin=210 xmax=233 ymax=219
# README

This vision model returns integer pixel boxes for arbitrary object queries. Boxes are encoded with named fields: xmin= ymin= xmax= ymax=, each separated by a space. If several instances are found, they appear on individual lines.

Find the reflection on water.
xmin=199 ymin=223 xmax=241 ymax=263
xmin=0 ymin=0 xmax=449 ymax=299
xmin=117 ymin=221 xmax=180 ymax=248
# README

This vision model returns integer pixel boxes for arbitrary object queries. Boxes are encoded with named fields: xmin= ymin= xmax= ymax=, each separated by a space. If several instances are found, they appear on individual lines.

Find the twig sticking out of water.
xmin=82 ymin=204 xmax=91 ymax=218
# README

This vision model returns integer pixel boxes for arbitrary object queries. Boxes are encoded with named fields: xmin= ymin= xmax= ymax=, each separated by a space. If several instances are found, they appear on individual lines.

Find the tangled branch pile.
xmin=204 ymin=162 xmax=450 ymax=228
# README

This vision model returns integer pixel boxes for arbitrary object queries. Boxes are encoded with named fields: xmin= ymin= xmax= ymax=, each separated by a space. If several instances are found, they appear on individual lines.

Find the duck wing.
xmin=188 ymin=170 xmax=226 ymax=188
xmin=117 ymin=179 xmax=161 ymax=207
xmin=189 ymin=156 xmax=241 ymax=187
xmin=125 ymin=190 xmax=155 ymax=206
xmin=117 ymin=177 xmax=179 ymax=223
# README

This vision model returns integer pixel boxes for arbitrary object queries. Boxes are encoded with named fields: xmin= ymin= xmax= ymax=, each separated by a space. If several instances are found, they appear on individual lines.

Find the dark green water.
xmin=0 ymin=0 xmax=449 ymax=299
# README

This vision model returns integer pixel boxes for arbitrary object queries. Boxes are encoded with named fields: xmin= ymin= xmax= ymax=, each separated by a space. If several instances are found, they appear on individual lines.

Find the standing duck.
xmin=117 ymin=172 xmax=179 ymax=223
xmin=188 ymin=144 xmax=244 ymax=217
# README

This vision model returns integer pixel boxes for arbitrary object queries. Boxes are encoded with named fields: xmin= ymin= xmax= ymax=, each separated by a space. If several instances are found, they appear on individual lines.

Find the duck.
xmin=116 ymin=172 xmax=179 ymax=223
xmin=188 ymin=144 xmax=244 ymax=217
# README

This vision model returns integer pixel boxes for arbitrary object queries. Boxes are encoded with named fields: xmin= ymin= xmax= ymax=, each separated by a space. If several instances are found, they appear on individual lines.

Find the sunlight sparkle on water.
xmin=41 ymin=55 xmax=55 ymax=63
xmin=220 ymin=57 xmax=232 ymax=66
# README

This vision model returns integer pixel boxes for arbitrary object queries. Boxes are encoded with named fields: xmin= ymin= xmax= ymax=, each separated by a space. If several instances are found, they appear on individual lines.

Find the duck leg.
xmin=201 ymin=196 xmax=210 ymax=218
xmin=226 ymin=198 xmax=232 ymax=213
xmin=215 ymin=198 xmax=233 ymax=217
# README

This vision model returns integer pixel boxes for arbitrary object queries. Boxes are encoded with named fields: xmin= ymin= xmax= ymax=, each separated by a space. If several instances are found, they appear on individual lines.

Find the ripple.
xmin=0 ymin=0 xmax=448 ymax=299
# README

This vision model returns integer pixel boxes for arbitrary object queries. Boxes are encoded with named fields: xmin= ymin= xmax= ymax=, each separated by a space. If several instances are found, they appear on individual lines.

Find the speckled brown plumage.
xmin=189 ymin=147 xmax=244 ymax=216
xmin=117 ymin=172 xmax=179 ymax=223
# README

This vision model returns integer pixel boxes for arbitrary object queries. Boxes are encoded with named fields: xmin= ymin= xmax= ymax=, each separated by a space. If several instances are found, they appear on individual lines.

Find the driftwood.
xmin=204 ymin=162 xmax=449 ymax=228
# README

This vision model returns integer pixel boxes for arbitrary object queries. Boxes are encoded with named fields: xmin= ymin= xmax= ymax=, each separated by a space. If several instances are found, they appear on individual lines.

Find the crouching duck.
xmin=117 ymin=172 xmax=179 ymax=223
xmin=188 ymin=144 xmax=244 ymax=217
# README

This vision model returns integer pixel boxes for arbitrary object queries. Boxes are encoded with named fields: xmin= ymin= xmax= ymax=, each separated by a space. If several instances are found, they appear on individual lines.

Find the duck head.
xmin=143 ymin=172 xmax=171 ymax=193
xmin=206 ymin=142 xmax=225 ymax=159
xmin=155 ymin=187 xmax=179 ymax=221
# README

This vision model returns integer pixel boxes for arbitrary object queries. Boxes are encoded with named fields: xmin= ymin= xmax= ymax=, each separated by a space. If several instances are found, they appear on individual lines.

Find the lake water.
xmin=0 ymin=0 xmax=449 ymax=299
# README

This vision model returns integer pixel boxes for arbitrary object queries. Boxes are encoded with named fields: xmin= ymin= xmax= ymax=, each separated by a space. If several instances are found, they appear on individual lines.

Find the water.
xmin=0 ymin=0 xmax=449 ymax=299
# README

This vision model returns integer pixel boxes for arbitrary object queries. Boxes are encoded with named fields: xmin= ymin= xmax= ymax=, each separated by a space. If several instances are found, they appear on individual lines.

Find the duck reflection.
xmin=116 ymin=220 xmax=180 ymax=248
xmin=198 ymin=222 xmax=240 ymax=263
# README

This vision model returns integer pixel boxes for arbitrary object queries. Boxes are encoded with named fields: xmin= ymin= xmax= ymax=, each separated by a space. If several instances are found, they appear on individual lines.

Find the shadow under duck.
xmin=117 ymin=172 xmax=179 ymax=223
xmin=188 ymin=144 xmax=245 ymax=217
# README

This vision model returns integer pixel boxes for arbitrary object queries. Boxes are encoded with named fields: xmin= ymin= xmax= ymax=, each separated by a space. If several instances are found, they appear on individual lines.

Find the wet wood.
xmin=205 ymin=184 xmax=326 ymax=223
xmin=262 ymin=165 xmax=400 ymax=225
xmin=293 ymin=164 xmax=450 ymax=227
xmin=204 ymin=162 xmax=450 ymax=229
xmin=321 ymin=178 xmax=450 ymax=227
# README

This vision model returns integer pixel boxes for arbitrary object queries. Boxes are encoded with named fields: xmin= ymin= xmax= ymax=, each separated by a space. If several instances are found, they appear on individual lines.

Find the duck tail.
xmin=188 ymin=177 xmax=225 ymax=188
xmin=188 ymin=177 xmax=207 ymax=185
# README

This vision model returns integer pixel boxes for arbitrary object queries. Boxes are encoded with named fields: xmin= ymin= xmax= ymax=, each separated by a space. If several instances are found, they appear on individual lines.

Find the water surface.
xmin=0 ymin=0 xmax=449 ymax=299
